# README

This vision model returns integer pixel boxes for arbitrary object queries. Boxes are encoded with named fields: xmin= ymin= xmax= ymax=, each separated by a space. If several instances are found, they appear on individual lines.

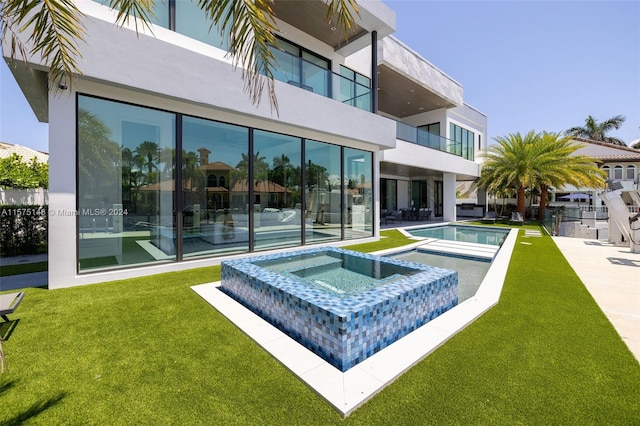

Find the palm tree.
xmin=477 ymin=131 xmax=606 ymax=220
xmin=1 ymin=0 xmax=358 ymax=111
xmin=566 ymin=115 xmax=627 ymax=146
xmin=476 ymin=131 xmax=541 ymax=218
xmin=231 ymin=151 xmax=268 ymax=187
xmin=272 ymin=154 xmax=292 ymax=206
xmin=134 ymin=141 xmax=159 ymax=184
xmin=77 ymin=108 xmax=120 ymax=195
xmin=531 ymin=132 xmax=606 ymax=220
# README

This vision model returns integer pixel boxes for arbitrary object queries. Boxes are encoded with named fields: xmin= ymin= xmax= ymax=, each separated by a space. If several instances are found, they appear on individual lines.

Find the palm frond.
xmin=199 ymin=0 xmax=279 ymax=112
xmin=325 ymin=0 xmax=359 ymax=41
xmin=2 ymin=0 xmax=86 ymax=90
xmin=107 ymin=0 xmax=157 ymax=35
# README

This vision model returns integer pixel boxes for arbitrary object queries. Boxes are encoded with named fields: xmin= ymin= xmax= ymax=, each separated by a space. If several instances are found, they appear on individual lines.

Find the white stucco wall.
xmin=379 ymin=140 xmax=481 ymax=178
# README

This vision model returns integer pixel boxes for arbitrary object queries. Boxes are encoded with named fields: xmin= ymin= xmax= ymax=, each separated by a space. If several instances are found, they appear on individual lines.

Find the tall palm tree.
xmin=231 ymin=151 xmax=268 ymax=187
xmin=476 ymin=131 xmax=540 ymax=217
xmin=531 ymin=132 xmax=606 ymax=220
xmin=566 ymin=115 xmax=627 ymax=146
xmin=135 ymin=141 xmax=159 ymax=184
xmin=1 ymin=0 xmax=358 ymax=111
xmin=477 ymin=131 xmax=606 ymax=220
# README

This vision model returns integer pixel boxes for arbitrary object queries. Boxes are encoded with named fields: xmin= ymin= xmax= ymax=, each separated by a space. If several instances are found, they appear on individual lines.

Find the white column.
xmin=48 ymin=88 xmax=78 ymax=289
xmin=442 ymin=173 xmax=457 ymax=222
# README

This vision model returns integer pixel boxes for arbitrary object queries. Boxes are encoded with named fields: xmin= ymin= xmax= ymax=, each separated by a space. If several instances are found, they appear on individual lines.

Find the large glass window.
xmin=450 ymin=123 xmax=475 ymax=160
xmin=380 ymin=178 xmax=397 ymax=211
xmin=269 ymin=38 xmax=330 ymax=96
xmin=77 ymin=96 xmax=375 ymax=272
xmin=253 ymin=131 xmax=302 ymax=251
xmin=175 ymin=1 xmax=229 ymax=49
xmin=181 ymin=117 xmax=249 ymax=258
xmin=305 ymin=140 xmax=342 ymax=245
xmin=78 ymin=95 xmax=176 ymax=271
xmin=93 ymin=0 xmax=169 ymax=28
xmin=344 ymin=148 xmax=373 ymax=239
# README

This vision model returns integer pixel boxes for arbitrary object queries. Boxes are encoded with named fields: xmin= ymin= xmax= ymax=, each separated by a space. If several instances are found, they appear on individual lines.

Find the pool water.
xmin=389 ymin=249 xmax=490 ymax=302
xmin=407 ymin=224 xmax=509 ymax=246
xmin=257 ymin=252 xmax=420 ymax=295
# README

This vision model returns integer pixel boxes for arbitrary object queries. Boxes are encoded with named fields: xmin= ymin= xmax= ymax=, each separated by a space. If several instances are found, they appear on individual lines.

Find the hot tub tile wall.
xmin=221 ymin=247 xmax=457 ymax=371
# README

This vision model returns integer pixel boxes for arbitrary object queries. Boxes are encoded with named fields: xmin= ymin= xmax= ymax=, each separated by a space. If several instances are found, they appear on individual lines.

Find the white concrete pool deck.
xmin=552 ymin=236 xmax=640 ymax=362
xmin=190 ymin=227 xmax=519 ymax=417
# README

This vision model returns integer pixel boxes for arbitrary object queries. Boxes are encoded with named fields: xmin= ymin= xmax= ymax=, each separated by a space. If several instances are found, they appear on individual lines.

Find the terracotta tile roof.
xmin=597 ymin=154 xmax=640 ymax=162
xmin=198 ymin=161 xmax=234 ymax=171
xmin=571 ymin=137 xmax=640 ymax=154
xmin=0 ymin=142 xmax=49 ymax=163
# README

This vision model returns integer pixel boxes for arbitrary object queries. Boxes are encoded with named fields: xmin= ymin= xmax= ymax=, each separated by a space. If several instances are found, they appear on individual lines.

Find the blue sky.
xmin=1 ymin=0 xmax=639 ymax=153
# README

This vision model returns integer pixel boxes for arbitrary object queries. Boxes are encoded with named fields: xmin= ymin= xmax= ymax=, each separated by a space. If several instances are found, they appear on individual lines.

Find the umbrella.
xmin=559 ymin=193 xmax=591 ymax=207
xmin=560 ymin=193 xmax=591 ymax=201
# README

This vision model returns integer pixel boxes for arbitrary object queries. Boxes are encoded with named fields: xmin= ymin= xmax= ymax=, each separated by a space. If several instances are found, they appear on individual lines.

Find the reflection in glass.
xmin=253 ymin=130 xmax=302 ymax=251
xmin=344 ymin=147 xmax=373 ymax=239
xmin=175 ymin=0 xmax=229 ymax=50
xmin=78 ymin=96 xmax=176 ymax=271
xmin=305 ymin=140 xmax=342 ymax=244
xmin=181 ymin=117 xmax=249 ymax=258
xmin=92 ymin=0 xmax=169 ymax=28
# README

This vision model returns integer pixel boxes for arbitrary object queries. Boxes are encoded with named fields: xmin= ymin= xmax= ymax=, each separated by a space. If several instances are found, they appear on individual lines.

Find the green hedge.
xmin=0 ymin=204 xmax=48 ymax=256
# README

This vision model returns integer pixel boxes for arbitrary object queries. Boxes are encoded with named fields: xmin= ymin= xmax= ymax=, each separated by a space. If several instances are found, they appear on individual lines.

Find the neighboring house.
xmin=0 ymin=142 xmax=49 ymax=164
xmin=0 ymin=142 xmax=49 ymax=205
xmin=554 ymin=138 xmax=640 ymax=207
xmin=5 ymin=0 xmax=486 ymax=288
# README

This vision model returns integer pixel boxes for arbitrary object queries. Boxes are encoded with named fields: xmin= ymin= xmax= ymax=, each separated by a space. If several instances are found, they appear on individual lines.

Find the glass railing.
xmin=396 ymin=122 xmax=462 ymax=157
xmin=269 ymin=47 xmax=372 ymax=113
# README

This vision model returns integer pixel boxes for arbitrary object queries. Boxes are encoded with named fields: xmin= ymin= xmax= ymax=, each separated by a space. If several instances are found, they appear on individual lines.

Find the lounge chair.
xmin=481 ymin=211 xmax=497 ymax=224
xmin=510 ymin=211 xmax=524 ymax=226
xmin=0 ymin=292 xmax=24 ymax=322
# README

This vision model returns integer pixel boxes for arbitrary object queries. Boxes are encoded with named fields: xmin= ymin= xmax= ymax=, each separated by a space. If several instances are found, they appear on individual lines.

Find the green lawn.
xmin=1 ymin=227 xmax=638 ymax=424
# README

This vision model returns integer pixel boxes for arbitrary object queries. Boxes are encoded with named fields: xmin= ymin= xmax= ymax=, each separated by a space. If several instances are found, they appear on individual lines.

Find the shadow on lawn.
xmin=0 ymin=319 xmax=20 ymax=341
xmin=2 ymin=392 xmax=67 ymax=426
xmin=0 ymin=379 xmax=16 ymax=395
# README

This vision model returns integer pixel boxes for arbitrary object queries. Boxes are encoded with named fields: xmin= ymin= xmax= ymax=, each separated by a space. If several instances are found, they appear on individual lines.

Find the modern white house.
xmin=3 ymin=0 xmax=486 ymax=289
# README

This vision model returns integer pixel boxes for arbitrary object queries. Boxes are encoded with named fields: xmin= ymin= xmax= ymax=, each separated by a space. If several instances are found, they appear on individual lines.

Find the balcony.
xmin=396 ymin=122 xmax=462 ymax=157
xmin=269 ymin=47 xmax=373 ymax=112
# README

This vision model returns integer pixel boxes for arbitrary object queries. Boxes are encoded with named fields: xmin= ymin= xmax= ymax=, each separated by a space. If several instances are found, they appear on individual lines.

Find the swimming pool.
xmin=221 ymin=247 xmax=458 ymax=371
xmin=388 ymin=249 xmax=491 ymax=302
xmin=405 ymin=224 xmax=510 ymax=246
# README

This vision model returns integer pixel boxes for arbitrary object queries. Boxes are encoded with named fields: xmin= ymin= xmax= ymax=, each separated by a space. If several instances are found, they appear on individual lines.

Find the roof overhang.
xmin=4 ymin=59 xmax=49 ymax=122
xmin=272 ymin=0 xmax=395 ymax=55
xmin=377 ymin=37 xmax=463 ymax=118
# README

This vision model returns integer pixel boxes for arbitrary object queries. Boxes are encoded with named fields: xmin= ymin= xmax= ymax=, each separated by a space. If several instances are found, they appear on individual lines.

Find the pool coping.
xmin=191 ymin=226 xmax=519 ymax=417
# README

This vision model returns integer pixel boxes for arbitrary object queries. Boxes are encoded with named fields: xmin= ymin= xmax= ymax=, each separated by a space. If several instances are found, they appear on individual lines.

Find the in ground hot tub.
xmin=221 ymin=247 xmax=458 ymax=371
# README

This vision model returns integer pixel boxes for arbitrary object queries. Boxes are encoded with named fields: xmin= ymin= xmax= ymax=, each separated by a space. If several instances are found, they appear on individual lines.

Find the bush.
xmin=0 ymin=204 xmax=48 ymax=256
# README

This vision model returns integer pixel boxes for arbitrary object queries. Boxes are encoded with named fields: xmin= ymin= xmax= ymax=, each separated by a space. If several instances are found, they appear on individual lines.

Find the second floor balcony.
xmin=396 ymin=122 xmax=465 ymax=158
xmin=268 ymin=46 xmax=373 ymax=113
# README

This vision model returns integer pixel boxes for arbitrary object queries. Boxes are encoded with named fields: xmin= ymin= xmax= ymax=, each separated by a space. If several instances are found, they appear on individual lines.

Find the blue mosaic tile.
xmin=221 ymin=247 xmax=458 ymax=371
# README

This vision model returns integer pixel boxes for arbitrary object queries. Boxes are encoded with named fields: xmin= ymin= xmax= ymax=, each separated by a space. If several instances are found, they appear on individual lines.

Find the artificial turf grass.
xmin=347 ymin=226 xmax=640 ymax=424
xmin=0 ymin=267 xmax=337 ymax=425
xmin=1 ymin=226 xmax=639 ymax=424
xmin=345 ymin=228 xmax=414 ymax=253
